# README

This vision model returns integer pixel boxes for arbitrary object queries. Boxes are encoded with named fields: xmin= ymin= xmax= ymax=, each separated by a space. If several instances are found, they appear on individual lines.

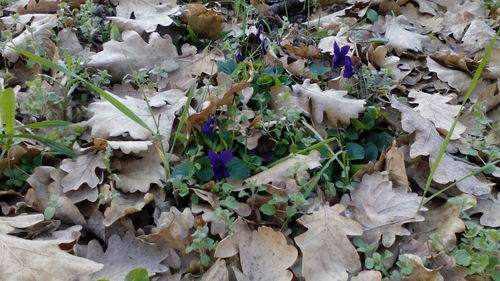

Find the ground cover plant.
xmin=0 ymin=0 xmax=499 ymax=280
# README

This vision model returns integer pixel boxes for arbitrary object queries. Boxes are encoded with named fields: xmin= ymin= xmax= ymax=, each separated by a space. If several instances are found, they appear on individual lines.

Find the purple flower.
xmin=201 ymin=116 xmax=217 ymax=136
xmin=235 ymin=46 xmax=245 ymax=63
xmin=332 ymin=42 xmax=354 ymax=78
xmin=208 ymin=150 xmax=232 ymax=180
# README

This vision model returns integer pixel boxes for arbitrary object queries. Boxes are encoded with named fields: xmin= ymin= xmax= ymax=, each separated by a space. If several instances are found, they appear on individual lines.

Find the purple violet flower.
xmin=208 ymin=150 xmax=232 ymax=180
xmin=236 ymin=46 xmax=245 ymax=63
xmin=332 ymin=42 xmax=354 ymax=78
xmin=201 ymin=116 xmax=217 ymax=136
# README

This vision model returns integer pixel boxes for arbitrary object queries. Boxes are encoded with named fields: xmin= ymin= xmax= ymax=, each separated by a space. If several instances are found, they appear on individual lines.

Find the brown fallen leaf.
xmin=103 ymin=191 xmax=155 ymax=226
xmin=59 ymin=153 xmax=105 ymax=192
xmin=467 ymin=194 xmax=500 ymax=227
xmin=413 ymin=194 xmax=474 ymax=252
xmin=351 ymin=270 xmax=382 ymax=281
xmin=426 ymin=57 xmax=471 ymax=94
xmin=294 ymin=204 xmax=363 ymax=281
xmin=391 ymin=99 xmax=493 ymax=196
xmin=0 ymin=214 xmax=44 ymax=234
xmin=284 ymin=43 xmax=321 ymax=58
xmin=384 ymin=140 xmax=410 ymax=189
xmin=181 ymin=4 xmax=224 ymax=39
xmin=403 ymin=254 xmax=444 ymax=281
xmin=87 ymin=231 xmax=169 ymax=281
xmin=201 ymin=259 xmax=229 ymax=281
xmin=292 ymin=79 xmax=366 ymax=128
xmin=0 ymin=232 xmax=103 ymax=281
xmin=341 ymin=172 xmax=425 ymax=247
xmin=7 ymin=0 xmax=86 ymax=14
xmin=233 ymin=226 xmax=297 ymax=281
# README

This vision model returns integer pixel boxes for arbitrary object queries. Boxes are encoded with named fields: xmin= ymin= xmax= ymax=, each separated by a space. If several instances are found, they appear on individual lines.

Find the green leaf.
xmin=366 ymin=8 xmax=378 ymax=23
xmin=453 ymin=249 xmax=472 ymax=266
xmin=220 ymin=196 xmax=240 ymax=210
xmin=370 ymin=37 xmax=389 ymax=44
xmin=15 ymin=120 xmax=72 ymax=129
xmin=259 ymin=204 xmax=276 ymax=216
xmin=347 ymin=142 xmax=365 ymax=160
xmin=217 ymin=60 xmax=238 ymax=75
xmin=195 ymin=156 xmax=213 ymax=182
xmin=124 ymin=268 xmax=150 ymax=281
xmin=0 ymin=87 xmax=16 ymax=135
xmin=286 ymin=206 xmax=297 ymax=217
xmin=44 ymin=206 xmax=56 ymax=220
xmin=172 ymin=162 xmax=196 ymax=179
xmin=227 ymin=157 xmax=251 ymax=180
xmin=10 ymin=46 xmax=152 ymax=134
xmin=308 ymin=63 xmax=330 ymax=77
xmin=364 ymin=142 xmax=378 ymax=161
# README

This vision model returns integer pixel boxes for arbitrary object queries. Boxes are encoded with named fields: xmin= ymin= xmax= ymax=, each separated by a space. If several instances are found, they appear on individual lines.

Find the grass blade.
xmin=0 ymin=134 xmax=76 ymax=156
xmin=0 ymin=87 xmax=16 ymax=136
xmin=15 ymin=120 xmax=72 ymax=129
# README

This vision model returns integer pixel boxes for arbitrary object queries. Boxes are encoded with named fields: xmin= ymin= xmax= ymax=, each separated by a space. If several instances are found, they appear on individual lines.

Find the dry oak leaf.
xmin=108 ymin=0 xmax=179 ymax=34
xmin=0 ymin=214 xmax=44 ymax=234
xmin=88 ymin=90 xmax=186 ymax=149
xmin=482 ymin=48 xmax=500 ymax=80
xmin=87 ymin=31 xmax=179 ymax=81
xmin=391 ymin=99 xmax=493 ymax=196
xmin=115 ymin=145 xmax=164 ymax=193
xmin=384 ymin=140 xmax=410 ymax=190
xmin=181 ymin=4 xmax=224 ymax=39
xmin=0 ymin=233 xmax=102 ymax=281
xmin=294 ymin=204 xmax=363 ymax=281
xmin=351 ymin=270 xmax=382 ymax=281
xmin=103 ymin=191 xmax=155 ymax=226
xmin=467 ymin=194 xmax=500 ymax=227
xmin=59 ymin=153 xmax=105 ymax=192
xmin=402 ymin=254 xmax=443 ymax=281
xmin=201 ymin=259 xmax=229 ymax=281
xmin=413 ymin=194 xmax=474 ymax=252
xmin=233 ymin=226 xmax=298 ymax=281
xmin=87 ymin=231 xmax=169 ymax=281
xmin=461 ymin=19 xmax=496 ymax=54
xmin=284 ymin=43 xmax=321 ymax=58
xmin=291 ymin=79 xmax=366 ymax=128
xmin=6 ymin=0 xmax=85 ymax=14
xmin=381 ymin=15 xmax=433 ymax=55
xmin=408 ymin=90 xmax=466 ymax=140
xmin=2 ymin=14 xmax=57 ymax=63
xmin=140 ymin=207 xmax=194 ymax=252
xmin=245 ymin=150 xmax=321 ymax=187
xmin=340 ymin=172 xmax=425 ymax=248
xmin=426 ymin=57 xmax=471 ymax=94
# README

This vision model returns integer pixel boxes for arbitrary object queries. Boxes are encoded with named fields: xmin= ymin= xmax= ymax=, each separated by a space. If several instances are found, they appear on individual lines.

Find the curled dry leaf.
xmin=181 ymin=4 xmax=224 ymax=39
xmin=107 ymin=140 xmax=153 ymax=154
xmin=87 ymin=31 xmax=179 ymax=81
xmin=103 ymin=191 xmax=155 ymax=226
xmin=292 ymin=80 xmax=366 ymax=128
xmin=0 ymin=232 xmax=103 ymax=281
xmin=408 ymin=90 xmax=466 ymax=140
xmin=0 ymin=214 xmax=44 ymax=234
xmin=380 ymin=15 xmax=433 ymax=55
xmin=341 ymin=172 xmax=424 ymax=248
xmin=413 ymin=194 xmax=474 ymax=252
xmin=284 ymin=43 xmax=321 ymax=58
xmin=385 ymin=140 xmax=410 ymax=189
xmin=233 ymin=226 xmax=297 ymax=281
xmin=108 ymin=0 xmax=179 ymax=34
xmin=294 ymin=204 xmax=363 ymax=281
xmin=245 ymin=150 xmax=321 ymax=187
xmin=467 ymin=194 xmax=500 ymax=227
xmin=426 ymin=57 xmax=471 ymax=94
xmin=59 ymin=153 xmax=105 ymax=192
xmin=403 ymin=254 xmax=444 ymax=281
xmin=86 ymin=231 xmax=169 ymax=281
xmin=391 ymin=99 xmax=493 ymax=196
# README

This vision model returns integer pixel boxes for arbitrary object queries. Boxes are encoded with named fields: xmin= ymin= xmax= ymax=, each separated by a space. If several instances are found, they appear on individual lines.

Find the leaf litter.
xmin=0 ymin=0 xmax=499 ymax=281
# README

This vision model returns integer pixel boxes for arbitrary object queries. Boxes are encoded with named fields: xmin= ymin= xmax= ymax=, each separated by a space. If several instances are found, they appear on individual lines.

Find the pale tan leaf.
xmin=214 ymin=218 xmax=251 ymax=258
xmin=0 ymin=214 xmax=44 ymax=234
xmin=88 ymin=91 xmax=186 ymax=149
xmin=294 ymin=204 xmax=363 ymax=281
xmin=107 ymin=140 xmax=152 ymax=154
xmin=103 ymin=191 xmax=155 ymax=226
xmin=87 ymin=231 xmax=168 ymax=281
xmin=201 ymin=259 xmax=228 ymax=281
xmin=482 ymin=48 xmax=500 ymax=80
xmin=461 ymin=20 xmax=496 ymax=54
xmin=385 ymin=141 xmax=410 ymax=189
xmin=382 ymin=15 xmax=432 ymax=55
xmin=245 ymin=150 xmax=321 ymax=187
xmin=87 ymin=31 xmax=179 ymax=80
xmin=351 ymin=270 xmax=382 ymax=281
xmin=467 ymin=194 xmax=500 ymax=227
xmin=235 ymin=226 xmax=297 ymax=281
xmin=391 ymin=100 xmax=493 ymax=196
xmin=341 ymin=172 xmax=424 ymax=247
xmin=413 ymin=194 xmax=474 ymax=251
xmin=115 ymin=146 xmax=164 ymax=193
xmin=7 ymin=0 xmax=85 ymax=14
xmin=426 ymin=57 xmax=471 ymax=94
xmin=108 ymin=0 xmax=178 ymax=34
xmin=403 ymin=254 xmax=443 ymax=281
xmin=59 ymin=153 xmax=105 ymax=192
xmin=409 ymin=90 xmax=466 ymax=139
xmin=0 ymin=233 xmax=102 ymax=281
xmin=291 ymin=80 xmax=365 ymax=128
